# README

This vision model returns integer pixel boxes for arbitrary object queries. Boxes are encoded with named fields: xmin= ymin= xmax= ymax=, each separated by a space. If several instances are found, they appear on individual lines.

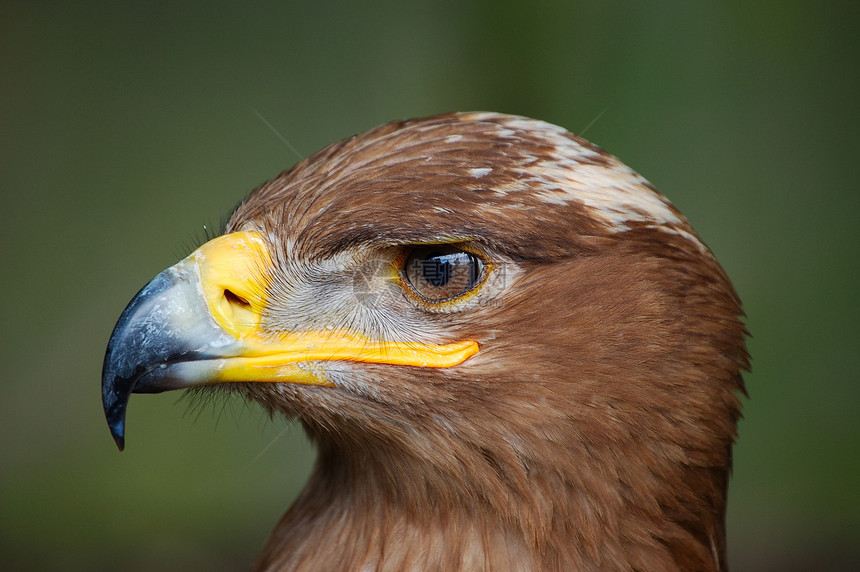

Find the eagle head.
xmin=103 ymin=112 xmax=747 ymax=570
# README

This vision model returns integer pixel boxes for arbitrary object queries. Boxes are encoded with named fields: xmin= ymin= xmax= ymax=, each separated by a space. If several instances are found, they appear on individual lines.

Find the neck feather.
xmin=253 ymin=410 xmax=731 ymax=571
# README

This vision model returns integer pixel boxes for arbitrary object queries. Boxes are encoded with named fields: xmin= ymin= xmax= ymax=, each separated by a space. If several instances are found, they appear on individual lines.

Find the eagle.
xmin=102 ymin=112 xmax=747 ymax=571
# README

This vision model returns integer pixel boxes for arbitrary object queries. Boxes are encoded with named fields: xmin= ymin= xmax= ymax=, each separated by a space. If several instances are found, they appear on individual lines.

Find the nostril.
xmin=224 ymin=289 xmax=251 ymax=309
xmin=220 ymin=288 xmax=257 ymax=332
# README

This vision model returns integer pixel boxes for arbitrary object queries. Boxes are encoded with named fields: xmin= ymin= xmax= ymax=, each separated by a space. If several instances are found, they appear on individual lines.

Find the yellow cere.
xmin=193 ymin=231 xmax=272 ymax=338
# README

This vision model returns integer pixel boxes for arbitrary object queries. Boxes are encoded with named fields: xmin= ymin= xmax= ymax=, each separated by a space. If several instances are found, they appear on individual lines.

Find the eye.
xmin=402 ymin=245 xmax=485 ymax=303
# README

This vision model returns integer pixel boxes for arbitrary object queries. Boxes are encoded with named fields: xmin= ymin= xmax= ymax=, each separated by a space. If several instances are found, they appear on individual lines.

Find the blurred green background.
xmin=2 ymin=1 xmax=858 ymax=570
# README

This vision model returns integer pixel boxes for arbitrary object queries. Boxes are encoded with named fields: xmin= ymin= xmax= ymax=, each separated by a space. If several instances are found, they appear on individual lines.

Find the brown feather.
xmin=221 ymin=112 xmax=747 ymax=571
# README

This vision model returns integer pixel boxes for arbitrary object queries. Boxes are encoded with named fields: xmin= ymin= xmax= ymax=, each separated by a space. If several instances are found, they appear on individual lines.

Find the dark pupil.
xmin=422 ymin=252 xmax=456 ymax=286
xmin=404 ymin=246 xmax=483 ymax=303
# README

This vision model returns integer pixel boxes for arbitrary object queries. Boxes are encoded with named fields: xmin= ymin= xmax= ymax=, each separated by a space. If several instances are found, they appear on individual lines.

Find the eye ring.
xmin=399 ymin=244 xmax=489 ymax=305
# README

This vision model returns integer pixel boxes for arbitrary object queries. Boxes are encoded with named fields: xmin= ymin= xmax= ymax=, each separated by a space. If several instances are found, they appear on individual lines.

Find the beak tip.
xmin=108 ymin=416 xmax=126 ymax=451
xmin=103 ymin=389 xmax=129 ymax=452
xmin=108 ymin=418 xmax=126 ymax=452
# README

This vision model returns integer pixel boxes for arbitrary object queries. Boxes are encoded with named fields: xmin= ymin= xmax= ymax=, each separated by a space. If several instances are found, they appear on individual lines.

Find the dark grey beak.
xmin=101 ymin=263 xmax=238 ymax=450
